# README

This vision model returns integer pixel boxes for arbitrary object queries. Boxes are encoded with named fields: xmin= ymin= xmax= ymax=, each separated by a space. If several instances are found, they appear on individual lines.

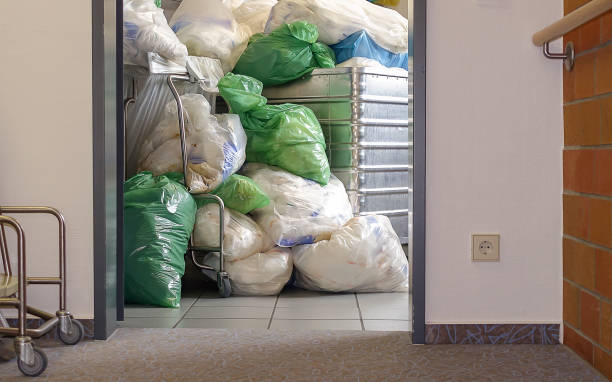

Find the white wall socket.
xmin=472 ymin=234 xmax=500 ymax=262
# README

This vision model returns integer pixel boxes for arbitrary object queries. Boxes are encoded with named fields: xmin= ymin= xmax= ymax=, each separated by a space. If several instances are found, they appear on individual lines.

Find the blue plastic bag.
xmin=330 ymin=30 xmax=408 ymax=70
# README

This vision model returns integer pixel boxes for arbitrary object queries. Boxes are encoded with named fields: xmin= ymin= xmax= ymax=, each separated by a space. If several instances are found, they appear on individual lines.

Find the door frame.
xmin=93 ymin=0 xmax=426 ymax=342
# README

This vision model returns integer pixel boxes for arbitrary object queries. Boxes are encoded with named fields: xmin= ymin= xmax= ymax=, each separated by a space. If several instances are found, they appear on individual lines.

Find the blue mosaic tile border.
xmin=425 ymin=324 xmax=560 ymax=345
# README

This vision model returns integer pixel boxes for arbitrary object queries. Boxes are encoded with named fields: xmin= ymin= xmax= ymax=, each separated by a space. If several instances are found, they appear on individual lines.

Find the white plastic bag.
xmin=293 ymin=215 xmax=409 ymax=293
xmin=138 ymin=94 xmax=247 ymax=193
xmin=124 ymin=0 xmax=188 ymax=67
xmin=265 ymin=0 xmax=408 ymax=54
xmin=203 ymin=247 xmax=293 ymax=295
xmin=233 ymin=0 xmax=278 ymax=35
xmin=193 ymin=204 xmax=274 ymax=262
xmin=241 ymin=163 xmax=353 ymax=247
xmin=186 ymin=57 xmax=225 ymax=93
xmin=169 ymin=0 xmax=251 ymax=73
xmin=336 ymin=57 xmax=409 ymax=75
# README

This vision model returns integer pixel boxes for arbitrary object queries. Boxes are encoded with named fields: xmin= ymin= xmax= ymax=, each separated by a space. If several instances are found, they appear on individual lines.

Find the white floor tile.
xmin=357 ymin=292 xmax=410 ymax=320
xmin=118 ymin=317 xmax=180 ymax=328
xmin=277 ymin=289 xmax=357 ymax=309
xmin=273 ymin=304 xmax=360 ymax=320
xmin=270 ymin=319 xmax=362 ymax=331
xmin=363 ymin=320 xmax=411 ymax=332
xmin=124 ymin=298 xmax=197 ymax=318
xmin=176 ymin=318 xmax=269 ymax=329
xmin=184 ymin=306 xmax=273 ymax=319
xmin=195 ymin=294 xmax=277 ymax=308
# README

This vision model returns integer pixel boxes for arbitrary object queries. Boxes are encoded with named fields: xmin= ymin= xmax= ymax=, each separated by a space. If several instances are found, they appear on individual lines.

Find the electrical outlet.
xmin=472 ymin=234 xmax=500 ymax=262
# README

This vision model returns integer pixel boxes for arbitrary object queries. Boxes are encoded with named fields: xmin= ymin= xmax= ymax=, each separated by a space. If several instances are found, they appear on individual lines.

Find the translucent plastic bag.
xmin=233 ymin=0 xmax=277 ymax=35
xmin=138 ymin=94 xmax=247 ymax=193
xmin=203 ymin=247 xmax=293 ymax=295
xmin=169 ymin=0 xmax=251 ymax=72
xmin=124 ymin=0 xmax=188 ymax=67
xmin=186 ymin=56 xmax=224 ymax=93
xmin=331 ymin=30 xmax=408 ymax=70
xmin=196 ymin=174 xmax=270 ymax=214
xmin=234 ymin=21 xmax=335 ymax=86
xmin=266 ymin=0 xmax=408 ymax=54
xmin=241 ymin=163 xmax=353 ymax=247
xmin=193 ymin=204 xmax=274 ymax=261
xmin=218 ymin=73 xmax=330 ymax=185
xmin=293 ymin=215 xmax=409 ymax=293
xmin=124 ymin=172 xmax=197 ymax=307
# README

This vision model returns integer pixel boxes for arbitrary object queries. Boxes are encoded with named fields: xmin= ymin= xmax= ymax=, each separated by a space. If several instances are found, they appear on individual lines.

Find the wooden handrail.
xmin=532 ymin=0 xmax=612 ymax=46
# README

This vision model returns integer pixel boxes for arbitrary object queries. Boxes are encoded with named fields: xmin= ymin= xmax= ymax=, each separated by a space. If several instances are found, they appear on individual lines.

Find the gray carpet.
xmin=0 ymin=328 xmax=607 ymax=381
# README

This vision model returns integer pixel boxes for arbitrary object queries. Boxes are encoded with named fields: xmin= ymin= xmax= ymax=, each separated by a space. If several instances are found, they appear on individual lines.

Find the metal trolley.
xmin=124 ymin=69 xmax=231 ymax=297
xmin=0 ymin=207 xmax=84 ymax=377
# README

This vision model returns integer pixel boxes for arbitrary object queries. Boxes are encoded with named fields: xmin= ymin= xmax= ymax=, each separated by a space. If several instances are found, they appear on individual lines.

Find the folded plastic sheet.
xmin=331 ymin=31 xmax=408 ymax=70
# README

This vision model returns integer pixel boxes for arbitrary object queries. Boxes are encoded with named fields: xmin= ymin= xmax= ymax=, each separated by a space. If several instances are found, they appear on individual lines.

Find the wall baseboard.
xmin=425 ymin=324 xmax=560 ymax=344
xmin=5 ymin=318 xmax=95 ymax=342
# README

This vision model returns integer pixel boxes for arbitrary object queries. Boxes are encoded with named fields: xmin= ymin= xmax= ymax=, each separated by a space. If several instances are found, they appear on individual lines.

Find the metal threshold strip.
xmin=357 ymin=187 xmax=413 ymax=195
xmin=358 ymin=209 xmax=411 ymax=217
xmin=318 ymin=118 xmax=412 ymax=126
xmin=328 ymin=142 xmax=413 ymax=149
xmin=357 ymin=164 xmax=413 ymax=171
xmin=266 ymin=94 xmax=412 ymax=104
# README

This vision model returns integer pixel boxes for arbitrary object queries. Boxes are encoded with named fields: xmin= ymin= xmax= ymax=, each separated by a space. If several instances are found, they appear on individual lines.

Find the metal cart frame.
xmin=124 ymin=70 xmax=230 ymax=297
xmin=0 ymin=206 xmax=84 ymax=377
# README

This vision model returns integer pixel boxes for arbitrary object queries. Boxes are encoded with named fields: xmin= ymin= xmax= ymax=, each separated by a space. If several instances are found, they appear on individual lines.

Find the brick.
xmin=564 ymin=281 xmax=581 ymax=327
xmin=574 ymin=53 xmax=596 ymax=99
xmin=565 ymin=0 xmax=591 ymax=14
xmin=564 ymin=101 xmax=600 ymax=146
xmin=564 ymin=324 xmax=594 ymax=363
xmin=594 ymin=150 xmax=612 ymax=196
xmin=578 ymin=18 xmax=601 ymax=52
xmin=596 ymin=45 xmax=612 ymax=95
xmin=602 ymin=97 xmax=612 ymax=144
xmin=564 ymin=64 xmax=576 ymax=103
xmin=563 ymin=195 xmax=591 ymax=241
xmin=563 ymin=150 xmax=595 ymax=193
xmin=602 ymin=300 xmax=612 ymax=350
xmin=594 ymin=347 xmax=612 ymax=380
xmin=596 ymin=249 xmax=612 ymax=300
xmin=602 ymin=11 xmax=612 ymax=44
xmin=563 ymin=237 xmax=596 ymax=289
xmin=588 ymin=198 xmax=612 ymax=247
xmin=581 ymin=291 xmax=600 ymax=341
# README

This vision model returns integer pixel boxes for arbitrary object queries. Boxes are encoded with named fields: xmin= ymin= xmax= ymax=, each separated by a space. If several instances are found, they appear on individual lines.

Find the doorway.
xmin=93 ymin=0 xmax=425 ymax=342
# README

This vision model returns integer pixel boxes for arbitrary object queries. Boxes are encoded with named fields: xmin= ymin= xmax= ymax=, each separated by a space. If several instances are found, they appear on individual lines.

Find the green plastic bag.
xmin=233 ymin=21 xmax=335 ymax=86
xmin=195 ymin=174 xmax=270 ymax=214
xmin=124 ymin=172 xmax=196 ymax=308
xmin=218 ymin=73 xmax=330 ymax=185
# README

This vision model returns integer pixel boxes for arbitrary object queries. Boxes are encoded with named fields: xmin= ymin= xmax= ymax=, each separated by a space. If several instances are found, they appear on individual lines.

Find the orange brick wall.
xmin=563 ymin=0 xmax=612 ymax=377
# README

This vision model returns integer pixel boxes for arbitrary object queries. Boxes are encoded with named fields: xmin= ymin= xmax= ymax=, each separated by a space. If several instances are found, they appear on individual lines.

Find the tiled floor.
xmin=120 ymin=285 xmax=411 ymax=332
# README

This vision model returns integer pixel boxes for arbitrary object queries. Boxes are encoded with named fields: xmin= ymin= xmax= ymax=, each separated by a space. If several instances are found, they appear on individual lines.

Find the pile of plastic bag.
xmin=292 ymin=215 xmax=409 ymax=292
xmin=138 ymin=94 xmax=247 ymax=193
xmin=124 ymin=0 xmax=188 ymax=68
xmin=124 ymin=172 xmax=197 ymax=308
xmin=234 ymin=21 xmax=335 ymax=86
xmin=232 ymin=0 xmax=278 ymax=35
xmin=265 ymin=0 xmax=408 ymax=69
xmin=218 ymin=73 xmax=330 ymax=185
xmin=198 ymin=174 xmax=270 ymax=214
xmin=241 ymin=163 xmax=353 ymax=247
xmin=169 ymin=0 xmax=250 ymax=72
xmin=193 ymin=203 xmax=292 ymax=295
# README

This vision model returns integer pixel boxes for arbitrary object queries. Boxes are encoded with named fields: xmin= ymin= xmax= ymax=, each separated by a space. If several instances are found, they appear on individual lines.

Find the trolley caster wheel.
xmin=218 ymin=274 xmax=231 ymax=298
xmin=58 ymin=319 xmax=84 ymax=345
xmin=17 ymin=347 xmax=47 ymax=377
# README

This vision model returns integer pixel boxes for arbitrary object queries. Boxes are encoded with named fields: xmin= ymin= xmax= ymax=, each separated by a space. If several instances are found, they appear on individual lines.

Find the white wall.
xmin=0 ymin=1 xmax=93 ymax=318
xmin=426 ymin=0 xmax=563 ymax=323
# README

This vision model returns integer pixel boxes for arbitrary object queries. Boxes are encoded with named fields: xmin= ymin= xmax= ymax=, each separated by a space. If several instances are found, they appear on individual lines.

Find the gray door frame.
xmin=92 ymin=0 xmax=426 ymax=342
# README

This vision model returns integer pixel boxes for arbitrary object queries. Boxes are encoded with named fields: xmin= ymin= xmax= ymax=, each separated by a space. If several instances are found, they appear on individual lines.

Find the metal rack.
xmin=0 ymin=206 xmax=84 ymax=377
xmin=123 ymin=68 xmax=230 ymax=297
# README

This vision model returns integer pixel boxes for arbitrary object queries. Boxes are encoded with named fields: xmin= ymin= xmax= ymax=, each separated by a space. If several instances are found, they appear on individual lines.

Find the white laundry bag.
xmin=123 ymin=0 xmax=188 ymax=67
xmin=138 ymin=94 xmax=247 ymax=193
xmin=193 ymin=204 xmax=274 ymax=262
xmin=169 ymin=0 xmax=251 ymax=73
xmin=292 ymin=215 xmax=409 ymax=293
xmin=203 ymin=247 xmax=293 ymax=295
xmin=265 ymin=0 xmax=408 ymax=54
xmin=233 ymin=0 xmax=278 ymax=35
xmin=241 ymin=163 xmax=353 ymax=247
